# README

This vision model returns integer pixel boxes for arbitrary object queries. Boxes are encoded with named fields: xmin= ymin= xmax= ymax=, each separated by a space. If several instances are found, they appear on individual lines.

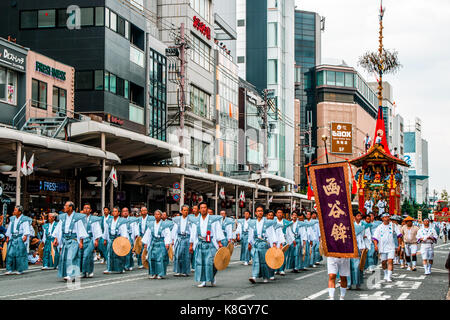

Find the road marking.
xmin=0 ymin=271 xmax=149 ymax=299
xmin=397 ymin=292 xmax=410 ymax=300
xmin=295 ymin=269 xmax=326 ymax=281
xmin=235 ymin=294 xmax=255 ymax=300
xmin=434 ymin=243 xmax=450 ymax=249
xmin=359 ymin=291 xmax=391 ymax=300
xmin=303 ymin=284 xmax=340 ymax=300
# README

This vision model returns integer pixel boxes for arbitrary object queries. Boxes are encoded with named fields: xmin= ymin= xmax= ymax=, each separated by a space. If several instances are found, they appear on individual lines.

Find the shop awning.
xmin=69 ymin=121 xmax=189 ymax=163
xmin=115 ymin=165 xmax=272 ymax=195
xmin=249 ymin=172 xmax=296 ymax=189
xmin=0 ymin=126 xmax=120 ymax=170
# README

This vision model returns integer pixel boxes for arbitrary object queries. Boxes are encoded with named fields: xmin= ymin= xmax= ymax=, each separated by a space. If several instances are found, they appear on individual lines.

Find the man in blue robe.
xmin=172 ymin=204 xmax=193 ymax=276
xmin=274 ymin=209 xmax=291 ymax=275
xmin=52 ymin=201 xmax=88 ymax=282
xmin=121 ymin=207 xmax=138 ymax=271
xmin=80 ymin=203 xmax=103 ymax=278
xmin=136 ymin=207 xmax=152 ymax=269
xmin=236 ymin=209 xmax=252 ymax=265
xmin=142 ymin=210 xmax=172 ymax=279
xmin=219 ymin=210 xmax=234 ymax=248
xmin=41 ymin=212 xmax=59 ymax=270
xmin=103 ymin=206 xmax=128 ymax=274
xmin=248 ymin=204 xmax=279 ymax=284
xmin=188 ymin=205 xmax=200 ymax=271
xmin=4 ymin=205 xmax=32 ymax=275
xmin=97 ymin=207 xmax=111 ymax=264
xmin=189 ymin=202 xmax=225 ymax=287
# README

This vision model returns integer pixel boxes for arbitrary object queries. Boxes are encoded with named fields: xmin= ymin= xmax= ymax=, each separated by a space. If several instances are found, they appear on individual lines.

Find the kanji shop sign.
xmin=331 ymin=122 xmax=353 ymax=154
xmin=193 ymin=16 xmax=211 ymax=40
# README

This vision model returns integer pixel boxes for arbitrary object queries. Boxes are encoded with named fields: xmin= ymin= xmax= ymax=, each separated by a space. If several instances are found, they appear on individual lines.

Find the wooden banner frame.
xmin=309 ymin=162 xmax=358 ymax=258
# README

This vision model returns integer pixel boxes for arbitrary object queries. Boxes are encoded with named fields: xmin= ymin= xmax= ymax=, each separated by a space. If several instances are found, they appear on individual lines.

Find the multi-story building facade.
xmin=0 ymin=0 xmax=169 ymax=138
xmin=404 ymin=118 xmax=429 ymax=204
xmin=236 ymin=0 xmax=295 ymax=180
xmin=314 ymin=61 xmax=378 ymax=163
xmin=294 ymin=10 xmax=322 ymax=188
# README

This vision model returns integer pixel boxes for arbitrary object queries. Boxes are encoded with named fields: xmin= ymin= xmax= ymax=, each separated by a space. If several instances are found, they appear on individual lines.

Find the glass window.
xmin=109 ymin=74 xmax=116 ymax=94
xmin=95 ymin=7 xmax=104 ymax=26
xmin=6 ymin=70 xmax=17 ymax=105
xmin=268 ymin=0 xmax=278 ymax=8
xmin=125 ymin=21 xmax=130 ymax=39
xmin=317 ymin=70 xmax=324 ymax=86
xmin=117 ymin=16 xmax=125 ymax=36
xmin=129 ymin=104 xmax=144 ymax=124
xmin=38 ymin=10 xmax=56 ymax=28
xmin=268 ymin=59 xmax=278 ymax=84
xmin=336 ymin=72 xmax=344 ymax=87
xmin=32 ymin=79 xmax=47 ymax=109
xmin=21 ymin=11 xmax=38 ymax=29
xmin=80 ymin=8 xmax=94 ymax=26
xmin=268 ymin=23 xmax=277 ymax=47
xmin=75 ymin=71 xmax=93 ymax=90
xmin=116 ymin=77 xmax=124 ymax=96
xmin=52 ymin=86 xmax=67 ymax=114
xmin=326 ymin=71 xmax=335 ymax=86
xmin=110 ymin=11 xmax=117 ymax=31
xmin=94 ymin=70 xmax=104 ymax=90
xmin=102 ymin=71 xmax=109 ymax=92
xmin=344 ymin=73 xmax=354 ymax=87
xmin=124 ymin=80 xmax=129 ymax=99
xmin=0 ymin=68 xmax=6 ymax=101
xmin=130 ymin=46 xmax=145 ymax=67
xmin=105 ymin=8 xmax=110 ymax=28
xmin=57 ymin=9 xmax=68 ymax=27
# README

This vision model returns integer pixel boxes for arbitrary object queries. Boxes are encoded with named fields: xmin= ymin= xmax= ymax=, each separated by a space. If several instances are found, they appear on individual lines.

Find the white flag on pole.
xmin=27 ymin=154 xmax=35 ymax=175
xmin=268 ymin=195 xmax=273 ymax=203
xmin=21 ymin=153 xmax=28 ymax=176
xmin=239 ymin=191 xmax=245 ymax=202
xmin=219 ymin=187 xmax=225 ymax=200
xmin=108 ymin=167 xmax=118 ymax=188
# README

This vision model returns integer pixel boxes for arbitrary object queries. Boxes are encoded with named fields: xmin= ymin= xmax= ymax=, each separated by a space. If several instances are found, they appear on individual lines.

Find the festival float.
xmin=349 ymin=106 xmax=409 ymax=216
xmin=433 ymin=200 xmax=450 ymax=222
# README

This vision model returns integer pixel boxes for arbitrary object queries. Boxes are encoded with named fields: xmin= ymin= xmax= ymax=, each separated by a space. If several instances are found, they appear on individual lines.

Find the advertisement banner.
xmin=331 ymin=122 xmax=353 ymax=154
xmin=309 ymin=162 xmax=358 ymax=258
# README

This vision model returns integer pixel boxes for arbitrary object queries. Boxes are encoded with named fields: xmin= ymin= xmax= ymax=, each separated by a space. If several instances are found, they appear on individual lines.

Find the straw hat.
xmin=2 ymin=242 xmax=7 ymax=261
xmin=265 ymin=247 xmax=284 ymax=270
xmin=402 ymin=216 xmax=415 ymax=222
xmin=112 ymin=237 xmax=131 ymax=257
xmin=142 ymin=247 xmax=149 ymax=269
xmin=227 ymin=242 xmax=234 ymax=256
xmin=133 ymin=236 xmax=143 ymax=255
xmin=214 ymin=247 xmax=231 ymax=271
xmin=282 ymin=244 xmax=290 ymax=253
xmin=168 ymin=244 xmax=174 ymax=261
xmin=38 ymin=242 xmax=45 ymax=260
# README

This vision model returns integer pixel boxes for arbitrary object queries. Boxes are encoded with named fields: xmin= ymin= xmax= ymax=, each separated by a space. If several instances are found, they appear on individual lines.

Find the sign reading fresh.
xmin=35 ymin=61 xmax=66 ymax=81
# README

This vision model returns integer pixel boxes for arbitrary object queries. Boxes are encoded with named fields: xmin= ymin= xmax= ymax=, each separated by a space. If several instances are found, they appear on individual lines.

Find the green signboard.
xmin=35 ymin=61 xmax=66 ymax=81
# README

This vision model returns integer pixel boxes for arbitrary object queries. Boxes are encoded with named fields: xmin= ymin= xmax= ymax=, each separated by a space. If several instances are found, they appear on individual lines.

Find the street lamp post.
xmin=322 ymin=135 xmax=329 ymax=164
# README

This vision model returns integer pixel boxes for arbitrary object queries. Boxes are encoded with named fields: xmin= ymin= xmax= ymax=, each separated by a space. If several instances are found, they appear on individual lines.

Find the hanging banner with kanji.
xmin=309 ymin=162 xmax=358 ymax=258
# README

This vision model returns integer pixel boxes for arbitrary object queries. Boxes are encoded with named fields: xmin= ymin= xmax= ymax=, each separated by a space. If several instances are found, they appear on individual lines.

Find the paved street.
xmin=1 ymin=241 xmax=448 ymax=300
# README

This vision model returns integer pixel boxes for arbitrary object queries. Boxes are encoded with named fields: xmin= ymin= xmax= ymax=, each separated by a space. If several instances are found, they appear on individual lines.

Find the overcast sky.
xmin=295 ymin=0 xmax=450 ymax=195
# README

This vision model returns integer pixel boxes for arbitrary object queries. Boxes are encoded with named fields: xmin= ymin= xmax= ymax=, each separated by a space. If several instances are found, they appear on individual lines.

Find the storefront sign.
xmin=107 ymin=114 xmax=124 ymax=126
xmin=0 ymin=44 xmax=26 ymax=72
xmin=35 ymin=61 xmax=66 ymax=81
xmin=193 ymin=16 xmax=211 ymax=40
xmin=27 ymin=180 xmax=70 ymax=193
xmin=331 ymin=122 xmax=353 ymax=154
xmin=166 ymin=48 xmax=179 ymax=57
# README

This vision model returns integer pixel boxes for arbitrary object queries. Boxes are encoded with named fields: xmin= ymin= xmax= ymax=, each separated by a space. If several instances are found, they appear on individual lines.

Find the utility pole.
xmin=262 ymin=89 xmax=269 ymax=173
xmin=179 ymin=23 xmax=186 ymax=206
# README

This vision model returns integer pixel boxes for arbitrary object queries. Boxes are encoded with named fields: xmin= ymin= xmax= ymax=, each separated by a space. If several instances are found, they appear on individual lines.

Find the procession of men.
xmin=1 ymin=200 xmax=445 ymax=300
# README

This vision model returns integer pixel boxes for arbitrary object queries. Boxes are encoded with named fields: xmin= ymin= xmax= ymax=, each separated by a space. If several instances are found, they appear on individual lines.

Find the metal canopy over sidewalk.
xmin=69 ymin=121 xmax=189 ymax=163
xmin=249 ymin=172 xmax=296 ymax=189
xmin=116 ymin=165 xmax=272 ymax=194
xmin=0 ymin=126 xmax=120 ymax=169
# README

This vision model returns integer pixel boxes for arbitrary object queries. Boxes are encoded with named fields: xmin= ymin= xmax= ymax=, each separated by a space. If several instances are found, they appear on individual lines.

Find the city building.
xmin=236 ymin=0 xmax=295 ymax=180
xmin=294 ymin=9 xmax=322 ymax=188
xmin=404 ymin=117 xmax=429 ymax=204
xmin=0 ymin=1 xmax=160 ymax=136
xmin=314 ymin=61 xmax=378 ymax=164
xmin=237 ymin=77 xmax=265 ymax=172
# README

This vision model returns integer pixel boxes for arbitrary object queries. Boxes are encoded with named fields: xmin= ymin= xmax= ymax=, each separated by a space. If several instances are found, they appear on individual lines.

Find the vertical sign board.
xmin=331 ymin=122 xmax=353 ymax=154
xmin=309 ymin=162 xmax=358 ymax=258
